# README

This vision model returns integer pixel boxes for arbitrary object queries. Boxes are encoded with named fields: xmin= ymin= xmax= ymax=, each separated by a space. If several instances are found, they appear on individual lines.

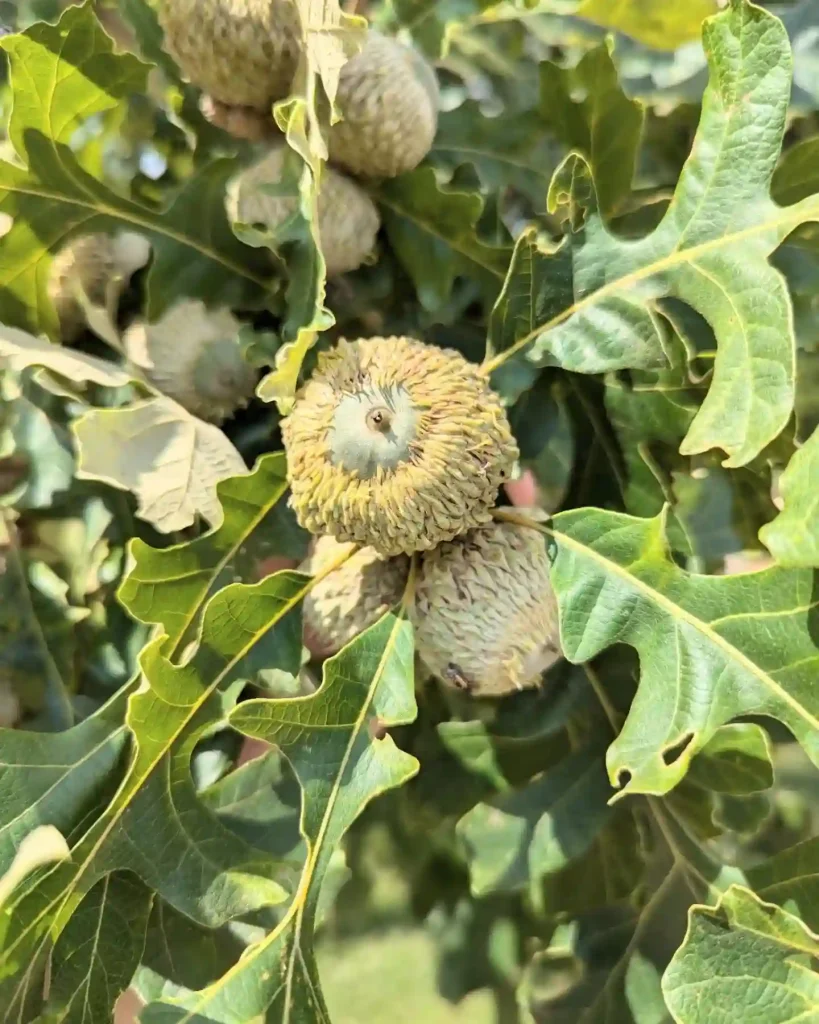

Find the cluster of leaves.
xmin=0 ymin=0 xmax=818 ymax=1021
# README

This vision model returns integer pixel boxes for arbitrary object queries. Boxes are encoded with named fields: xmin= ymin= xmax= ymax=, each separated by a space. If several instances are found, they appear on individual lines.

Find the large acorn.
xmin=302 ymin=534 xmax=410 ymax=657
xmin=123 ymin=300 xmax=257 ymax=422
xmin=159 ymin=0 xmax=301 ymax=112
xmin=328 ymin=32 xmax=439 ymax=179
xmin=227 ymin=144 xmax=380 ymax=276
xmin=413 ymin=516 xmax=561 ymax=698
xmin=282 ymin=336 xmax=518 ymax=557
xmin=48 ymin=232 xmax=151 ymax=340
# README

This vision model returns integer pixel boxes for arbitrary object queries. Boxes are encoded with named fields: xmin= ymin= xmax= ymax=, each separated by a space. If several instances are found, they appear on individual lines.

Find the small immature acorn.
xmin=413 ymin=516 xmax=561 ymax=698
xmin=48 ymin=232 xmax=151 ymax=339
xmin=301 ymin=534 xmax=410 ymax=657
xmin=158 ymin=0 xmax=301 ymax=111
xmin=282 ymin=336 xmax=518 ymax=557
xmin=123 ymin=299 xmax=257 ymax=422
xmin=329 ymin=32 xmax=439 ymax=179
xmin=227 ymin=144 xmax=381 ymax=277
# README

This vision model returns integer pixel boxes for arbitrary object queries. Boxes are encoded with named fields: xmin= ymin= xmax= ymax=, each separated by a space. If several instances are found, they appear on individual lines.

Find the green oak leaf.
xmin=542 ymin=506 xmax=819 ymax=796
xmin=457 ymin=747 xmax=615 ymax=897
xmin=375 ymin=165 xmax=510 ymax=313
xmin=141 ymin=599 xmax=417 ymax=1021
xmin=0 ymin=2 xmax=271 ymax=338
xmin=575 ymin=0 xmax=717 ymax=51
xmin=662 ymin=885 xmax=819 ymax=1024
xmin=487 ymin=0 xmax=819 ymax=468
xmin=760 ymin=427 xmax=819 ymax=567
xmin=539 ymin=40 xmax=643 ymax=219
xmin=0 ymin=564 xmax=312 ymax=1018
xmin=44 ymin=873 xmax=153 ymax=1023
xmin=73 ymin=398 xmax=249 ymax=533
xmin=117 ymin=452 xmax=307 ymax=652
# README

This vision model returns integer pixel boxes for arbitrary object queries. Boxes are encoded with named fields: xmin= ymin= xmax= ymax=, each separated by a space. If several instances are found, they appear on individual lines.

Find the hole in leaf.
xmin=662 ymin=732 xmax=695 ymax=767
xmin=616 ymin=768 xmax=632 ymax=790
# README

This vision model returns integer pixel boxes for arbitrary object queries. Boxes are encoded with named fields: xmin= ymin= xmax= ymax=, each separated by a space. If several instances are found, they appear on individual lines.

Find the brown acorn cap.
xmin=159 ymin=0 xmax=300 ymax=110
xmin=301 ymin=535 xmax=410 ymax=657
xmin=413 ymin=516 xmax=561 ymax=698
xmin=227 ymin=143 xmax=381 ymax=276
xmin=282 ymin=336 xmax=518 ymax=557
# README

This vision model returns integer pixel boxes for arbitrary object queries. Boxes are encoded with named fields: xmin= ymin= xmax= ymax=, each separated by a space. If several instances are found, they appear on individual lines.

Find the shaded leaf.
xmin=73 ymin=398 xmax=249 ymax=533
xmin=376 ymin=165 xmax=510 ymax=313
xmin=760 ymin=427 xmax=819 ymax=567
xmin=662 ymin=885 xmax=819 ymax=1024
xmin=45 ymin=873 xmax=153 ymax=1023
xmin=457 ymin=747 xmax=614 ymax=897
xmin=539 ymin=40 xmax=643 ymax=218
xmin=685 ymin=724 xmax=774 ymax=796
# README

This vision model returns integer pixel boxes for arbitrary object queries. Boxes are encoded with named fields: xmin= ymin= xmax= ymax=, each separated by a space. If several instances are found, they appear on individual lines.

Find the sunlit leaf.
xmin=73 ymin=398 xmax=249 ymax=533
xmin=759 ymin=427 xmax=819 ymax=567
xmin=487 ymin=1 xmax=818 ymax=467
xmin=141 ymin=601 xmax=418 ymax=1020
xmin=662 ymin=886 xmax=819 ymax=1024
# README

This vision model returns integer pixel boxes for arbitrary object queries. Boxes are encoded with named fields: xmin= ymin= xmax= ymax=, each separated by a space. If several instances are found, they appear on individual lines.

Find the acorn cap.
xmin=329 ymin=32 xmax=439 ymax=179
xmin=159 ymin=0 xmax=300 ymax=110
xmin=413 ymin=516 xmax=561 ymax=698
xmin=48 ymin=232 xmax=151 ymax=340
xmin=124 ymin=299 xmax=257 ymax=422
xmin=301 ymin=534 xmax=410 ymax=657
xmin=282 ymin=336 xmax=518 ymax=557
xmin=227 ymin=144 xmax=381 ymax=276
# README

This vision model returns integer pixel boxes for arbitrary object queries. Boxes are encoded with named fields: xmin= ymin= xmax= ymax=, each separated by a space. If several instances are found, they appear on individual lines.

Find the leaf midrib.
xmin=553 ymin=525 xmax=819 ymax=733
xmin=483 ymin=198 xmax=819 ymax=374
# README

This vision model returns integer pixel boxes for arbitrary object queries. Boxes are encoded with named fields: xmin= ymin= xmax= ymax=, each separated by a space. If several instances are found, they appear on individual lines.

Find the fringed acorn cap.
xmin=413 ymin=516 xmax=561 ymax=698
xmin=48 ymin=232 xmax=150 ymax=340
xmin=124 ymin=299 xmax=257 ymax=422
xmin=329 ymin=32 xmax=439 ymax=179
xmin=227 ymin=144 xmax=381 ymax=276
xmin=301 ymin=534 xmax=410 ymax=657
xmin=282 ymin=336 xmax=518 ymax=557
xmin=159 ymin=0 xmax=300 ymax=110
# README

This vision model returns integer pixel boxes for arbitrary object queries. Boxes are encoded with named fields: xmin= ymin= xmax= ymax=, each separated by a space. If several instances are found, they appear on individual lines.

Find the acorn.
xmin=301 ymin=534 xmax=410 ymax=657
xmin=227 ymin=144 xmax=380 ymax=276
xmin=159 ymin=0 xmax=301 ymax=111
xmin=329 ymin=32 xmax=439 ymax=179
xmin=48 ymin=232 xmax=151 ymax=339
xmin=282 ymin=336 xmax=518 ymax=557
xmin=123 ymin=299 xmax=257 ymax=422
xmin=413 ymin=517 xmax=561 ymax=698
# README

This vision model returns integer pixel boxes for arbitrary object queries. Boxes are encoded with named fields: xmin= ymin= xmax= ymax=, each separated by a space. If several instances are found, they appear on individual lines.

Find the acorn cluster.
xmin=285 ymin=335 xmax=563 ymax=698
xmin=159 ymin=0 xmax=440 ymax=275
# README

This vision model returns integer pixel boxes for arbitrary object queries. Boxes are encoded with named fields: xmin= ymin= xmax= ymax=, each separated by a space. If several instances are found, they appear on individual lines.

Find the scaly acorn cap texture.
xmin=329 ymin=32 xmax=439 ymax=179
xmin=413 ymin=516 xmax=561 ymax=698
xmin=123 ymin=299 xmax=257 ymax=422
xmin=158 ymin=0 xmax=300 ymax=110
xmin=301 ymin=534 xmax=410 ymax=657
xmin=48 ymin=232 xmax=151 ymax=339
xmin=227 ymin=144 xmax=381 ymax=276
xmin=282 ymin=336 xmax=518 ymax=557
